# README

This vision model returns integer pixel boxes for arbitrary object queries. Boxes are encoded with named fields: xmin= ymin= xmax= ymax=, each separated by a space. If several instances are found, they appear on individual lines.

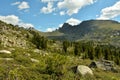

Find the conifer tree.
xmin=74 ymin=43 xmax=80 ymax=56
xmin=63 ymin=40 xmax=70 ymax=53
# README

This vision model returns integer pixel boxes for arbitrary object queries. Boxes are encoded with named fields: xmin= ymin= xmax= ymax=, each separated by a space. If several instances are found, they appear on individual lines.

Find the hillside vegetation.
xmin=0 ymin=20 xmax=120 ymax=80
xmin=46 ymin=20 xmax=120 ymax=46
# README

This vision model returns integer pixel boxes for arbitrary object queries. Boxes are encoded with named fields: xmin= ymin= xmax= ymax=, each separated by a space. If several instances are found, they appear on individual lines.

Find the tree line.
xmin=62 ymin=41 xmax=120 ymax=65
xmin=27 ymin=29 xmax=120 ymax=65
xmin=29 ymin=30 xmax=47 ymax=49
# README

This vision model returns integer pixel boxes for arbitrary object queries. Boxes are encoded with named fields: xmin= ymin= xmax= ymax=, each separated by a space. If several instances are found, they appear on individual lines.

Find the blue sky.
xmin=0 ymin=0 xmax=120 ymax=32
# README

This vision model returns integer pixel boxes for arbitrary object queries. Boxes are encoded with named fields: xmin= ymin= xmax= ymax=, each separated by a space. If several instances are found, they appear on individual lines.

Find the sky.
xmin=0 ymin=0 xmax=120 ymax=32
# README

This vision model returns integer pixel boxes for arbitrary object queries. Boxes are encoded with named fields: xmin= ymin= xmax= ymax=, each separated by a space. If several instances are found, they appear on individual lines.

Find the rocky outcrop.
xmin=0 ymin=35 xmax=27 ymax=48
xmin=89 ymin=59 xmax=117 ymax=72
xmin=0 ymin=21 xmax=31 ymax=48
xmin=77 ymin=65 xmax=93 ymax=76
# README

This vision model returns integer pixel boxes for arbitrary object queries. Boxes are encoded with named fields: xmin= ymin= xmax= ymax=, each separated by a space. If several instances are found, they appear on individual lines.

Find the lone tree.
xmin=31 ymin=31 xmax=47 ymax=49
xmin=74 ymin=42 xmax=81 ymax=56
xmin=63 ymin=40 xmax=70 ymax=53
xmin=40 ymin=36 xmax=47 ymax=49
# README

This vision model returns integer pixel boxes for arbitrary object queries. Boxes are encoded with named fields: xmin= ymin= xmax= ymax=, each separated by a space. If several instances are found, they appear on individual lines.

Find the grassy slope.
xmin=0 ymin=20 xmax=120 ymax=80
xmin=0 ymin=47 xmax=120 ymax=80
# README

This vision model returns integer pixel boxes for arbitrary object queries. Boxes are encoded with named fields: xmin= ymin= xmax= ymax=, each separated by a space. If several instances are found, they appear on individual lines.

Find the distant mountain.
xmin=46 ymin=20 xmax=120 ymax=46
xmin=0 ymin=19 xmax=120 ymax=47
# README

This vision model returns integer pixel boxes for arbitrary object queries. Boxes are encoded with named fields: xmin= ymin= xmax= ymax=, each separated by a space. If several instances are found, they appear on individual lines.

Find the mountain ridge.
xmin=0 ymin=20 xmax=120 ymax=80
xmin=0 ymin=19 xmax=120 ymax=47
xmin=44 ymin=20 xmax=120 ymax=47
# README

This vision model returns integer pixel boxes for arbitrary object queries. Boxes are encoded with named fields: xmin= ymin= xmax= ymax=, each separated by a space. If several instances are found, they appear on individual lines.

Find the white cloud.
xmin=18 ymin=1 xmax=30 ymax=10
xmin=97 ymin=1 xmax=120 ymax=20
xmin=0 ymin=15 xmax=20 ymax=25
xmin=12 ymin=1 xmax=30 ymax=10
xmin=46 ymin=18 xmax=81 ymax=32
xmin=41 ymin=0 xmax=58 ymax=3
xmin=19 ymin=23 xmax=34 ymax=28
xmin=41 ymin=2 xmax=55 ymax=14
xmin=66 ymin=18 xmax=81 ymax=26
xmin=96 ymin=15 xmax=99 ymax=17
xmin=46 ymin=23 xmax=63 ymax=32
xmin=11 ymin=1 xmax=20 ymax=5
xmin=60 ymin=11 xmax=65 ymax=16
xmin=57 ymin=0 xmax=96 ymax=16
xmin=59 ymin=24 xmax=63 ymax=28
xmin=41 ymin=0 xmax=49 ymax=3
xmin=46 ymin=27 xmax=56 ymax=32
xmin=0 ymin=15 xmax=34 ymax=28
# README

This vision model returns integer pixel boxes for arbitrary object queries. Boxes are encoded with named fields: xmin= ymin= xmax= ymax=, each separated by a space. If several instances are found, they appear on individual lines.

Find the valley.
xmin=0 ymin=20 xmax=120 ymax=80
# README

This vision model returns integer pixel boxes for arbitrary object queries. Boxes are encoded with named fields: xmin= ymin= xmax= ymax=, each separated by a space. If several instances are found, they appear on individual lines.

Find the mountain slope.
xmin=46 ymin=20 xmax=120 ymax=46
xmin=0 ymin=20 xmax=120 ymax=80
xmin=0 ymin=20 xmax=45 ymax=48
xmin=1 ymin=19 xmax=119 ymax=47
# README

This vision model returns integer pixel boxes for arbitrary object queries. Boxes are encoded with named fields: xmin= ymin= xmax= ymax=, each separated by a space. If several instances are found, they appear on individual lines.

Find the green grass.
xmin=0 ymin=20 xmax=120 ymax=79
xmin=0 ymin=47 xmax=120 ymax=80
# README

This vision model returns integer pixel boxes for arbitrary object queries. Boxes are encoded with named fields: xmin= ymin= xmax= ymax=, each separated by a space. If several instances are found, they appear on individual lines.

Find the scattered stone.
xmin=33 ymin=49 xmax=40 ymax=53
xmin=89 ymin=59 xmax=117 ymax=72
xmin=25 ymin=53 xmax=31 ymax=57
xmin=31 ymin=58 xmax=39 ymax=63
xmin=33 ymin=49 xmax=49 ymax=56
xmin=43 ymin=52 xmax=48 ymax=56
xmin=0 ymin=58 xmax=14 ymax=61
xmin=0 ymin=50 xmax=11 ymax=54
xmin=77 ymin=65 xmax=93 ymax=76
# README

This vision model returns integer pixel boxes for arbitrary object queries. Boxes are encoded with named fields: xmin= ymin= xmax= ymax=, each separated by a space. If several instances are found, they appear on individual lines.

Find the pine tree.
xmin=32 ymin=32 xmax=41 ymax=49
xmin=40 ymin=36 xmax=47 ymax=49
xmin=31 ymin=31 xmax=47 ymax=49
xmin=104 ymin=48 xmax=110 ymax=60
xmin=63 ymin=40 xmax=70 ymax=53
xmin=74 ymin=43 xmax=80 ymax=56
xmin=95 ymin=46 xmax=102 ymax=59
